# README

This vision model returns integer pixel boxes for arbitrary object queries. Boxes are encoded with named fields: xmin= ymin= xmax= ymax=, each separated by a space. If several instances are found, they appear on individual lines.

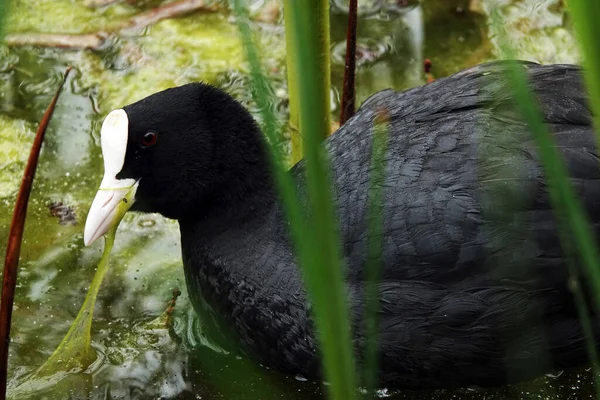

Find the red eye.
xmin=142 ymin=132 xmax=158 ymax=147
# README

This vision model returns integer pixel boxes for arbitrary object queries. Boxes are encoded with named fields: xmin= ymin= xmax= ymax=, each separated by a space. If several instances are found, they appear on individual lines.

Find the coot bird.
xmin=84 ymin=61 xmax=600 ymax=389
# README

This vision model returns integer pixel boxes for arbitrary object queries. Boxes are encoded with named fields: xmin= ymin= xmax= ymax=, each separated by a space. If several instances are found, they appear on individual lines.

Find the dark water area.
xmin=0 ymin=0 xmax=591 ymax=398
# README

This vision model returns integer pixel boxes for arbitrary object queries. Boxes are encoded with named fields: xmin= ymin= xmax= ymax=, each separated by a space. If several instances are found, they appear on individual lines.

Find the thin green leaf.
xmin=282 ymin=3 xmax=302 ymax=164
xmin=232 ymin=1 xmax=357 ymax=399
xmin=281 ymin=2 xmax=357 ymax=399
xmin=229 ymin=1 xmax=309 ymax=268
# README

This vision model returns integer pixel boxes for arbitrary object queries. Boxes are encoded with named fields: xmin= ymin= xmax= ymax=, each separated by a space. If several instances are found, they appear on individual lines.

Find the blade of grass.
xmin=363 ymin=110 xmax=390 ymax=396
xmin=283 ymin=3 xmax=302 ymax=164
xmin=488 ymin=4 xmax=600 ymax=394
xmin=0 ymin=0 xmax=8 ymax=38
xmin=285 ymin=0 xmax=332 ymax=141
xmin=339 ymin=0 xmax=357 ymax=125
xmin=231 ymin=2 xmax=357 ymax=399
xmin=230 ymin=3 xmax=304 ymax=229
xmin=565 ymin=0 xmax=600 ymax=145
xmin=284 ymin=0 xmax=333 ymax=163
xmin=0 ymin=66 xmax=72 ymax=400
xmin=281 ymin=2 xmax=358 ymax=399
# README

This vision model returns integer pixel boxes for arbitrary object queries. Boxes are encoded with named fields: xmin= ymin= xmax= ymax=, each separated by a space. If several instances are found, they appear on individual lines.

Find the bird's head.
xmin=84 ymin=83 xmax=267 ymax=245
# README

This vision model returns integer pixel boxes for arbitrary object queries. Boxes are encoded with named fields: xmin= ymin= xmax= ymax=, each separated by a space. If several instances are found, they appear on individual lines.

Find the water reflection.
xmin=329 ymin=2 xmax=426 ymax=109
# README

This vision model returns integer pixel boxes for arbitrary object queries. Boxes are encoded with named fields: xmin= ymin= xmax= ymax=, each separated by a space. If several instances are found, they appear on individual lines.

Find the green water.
xmin=0 ymin=0 xmax=593 ymax=398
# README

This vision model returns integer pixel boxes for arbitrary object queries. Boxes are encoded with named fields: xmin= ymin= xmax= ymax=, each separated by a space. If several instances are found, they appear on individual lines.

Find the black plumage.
xmin=110 ymin=61 xmax=600 ymax=388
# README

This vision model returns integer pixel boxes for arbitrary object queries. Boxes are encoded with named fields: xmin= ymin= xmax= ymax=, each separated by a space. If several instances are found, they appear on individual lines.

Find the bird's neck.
xmin=180 ymin=183 xmax=276 ymax=235
xmin=177 ymin=123 xmax=279 ymax=231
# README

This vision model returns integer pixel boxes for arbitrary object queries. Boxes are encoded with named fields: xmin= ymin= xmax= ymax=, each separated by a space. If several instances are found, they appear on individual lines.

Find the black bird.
xmin=84 ymin=61 xmax=600 ymax=389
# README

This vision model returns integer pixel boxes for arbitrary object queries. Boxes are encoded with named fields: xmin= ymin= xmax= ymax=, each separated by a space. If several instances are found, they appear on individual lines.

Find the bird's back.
xmin=292 ymin=61 xmax=599 ymax=387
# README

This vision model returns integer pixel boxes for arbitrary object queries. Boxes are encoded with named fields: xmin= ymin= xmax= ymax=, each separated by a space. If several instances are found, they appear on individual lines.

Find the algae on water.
xmin=0 ymin=116 xmax=35 ymax=197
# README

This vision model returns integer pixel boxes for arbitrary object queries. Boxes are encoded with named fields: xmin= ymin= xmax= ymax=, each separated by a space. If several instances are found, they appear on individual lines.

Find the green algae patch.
xmin=72 ymin=13 xmax=286 ymax=112
xmin=4 ymin=0 xmax=286 ymax=112
xmin=0 ymin=116 xmax=36 ymax=198
xmin=6 ymin=0 xmax=135 ymax=34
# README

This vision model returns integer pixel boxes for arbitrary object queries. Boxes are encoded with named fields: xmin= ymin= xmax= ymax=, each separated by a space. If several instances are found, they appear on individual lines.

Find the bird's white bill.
xmin=84 ymin=179 xmax=138 ymax=246
xmin=84 ymin=108 xmax=136 ymax=246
